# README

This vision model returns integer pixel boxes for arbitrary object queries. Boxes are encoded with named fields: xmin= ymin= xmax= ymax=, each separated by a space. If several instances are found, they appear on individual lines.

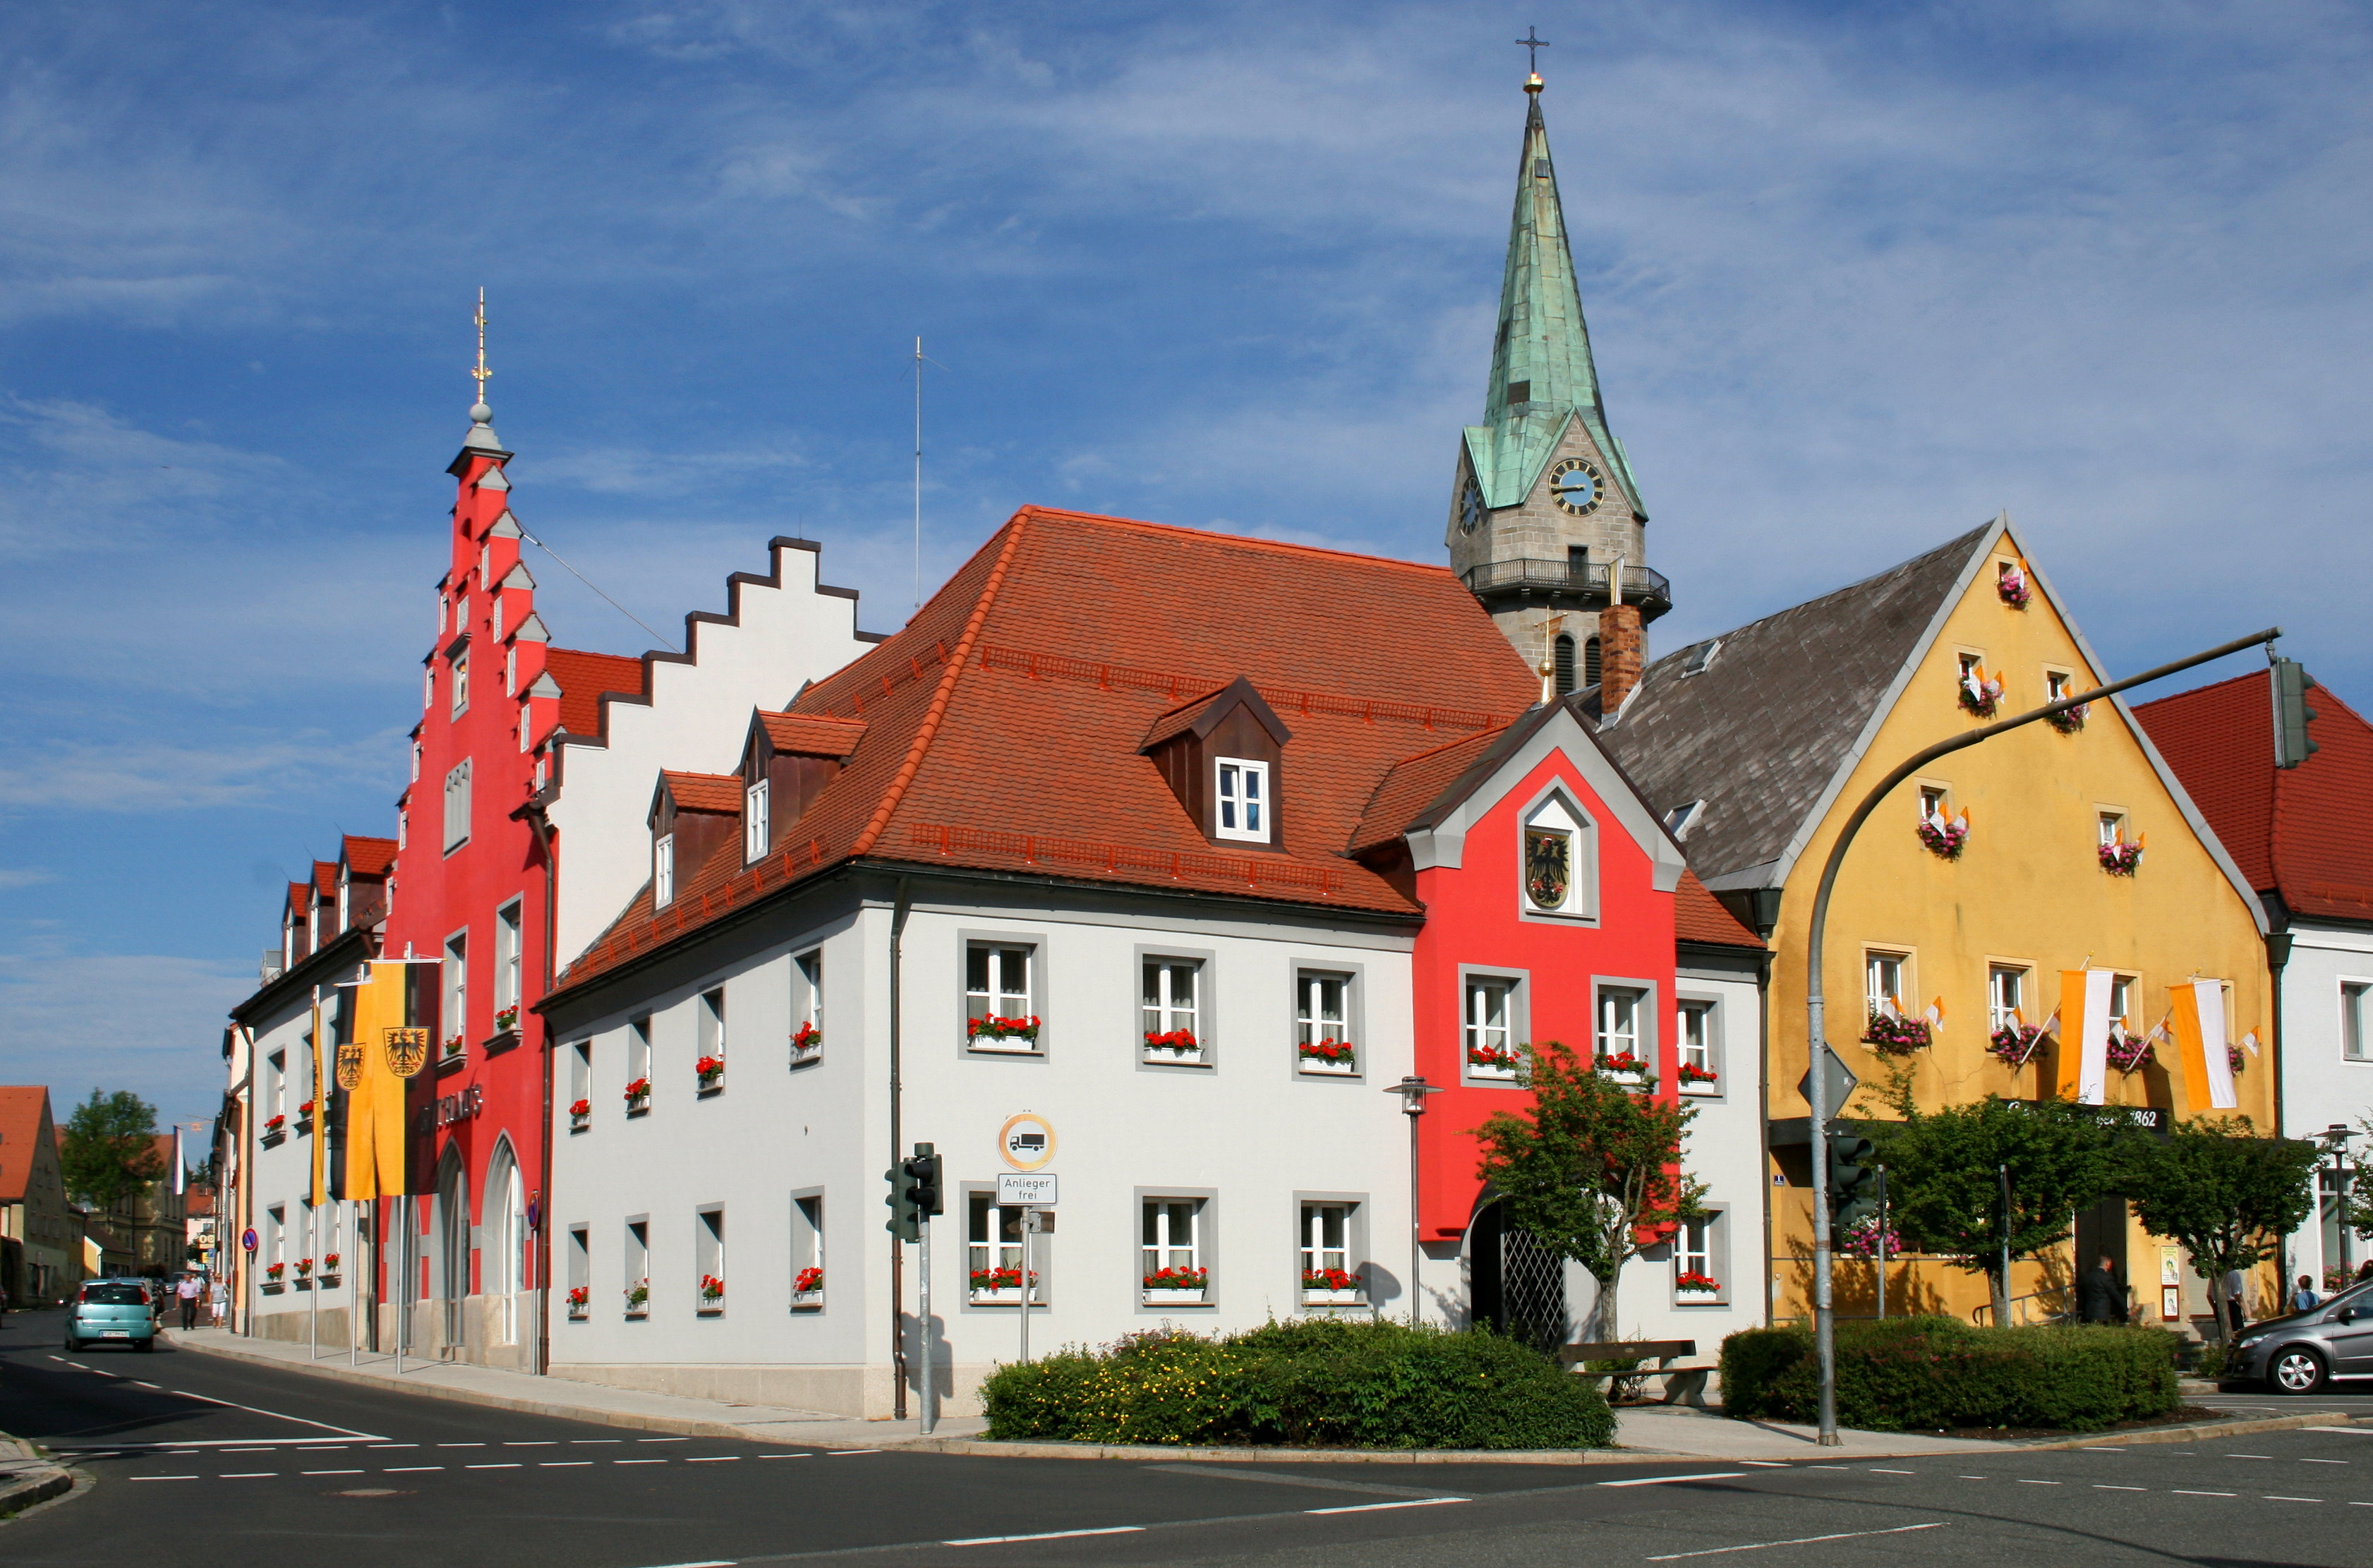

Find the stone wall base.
xmin=547 ymin=1358 xmax=1001 ymax=1421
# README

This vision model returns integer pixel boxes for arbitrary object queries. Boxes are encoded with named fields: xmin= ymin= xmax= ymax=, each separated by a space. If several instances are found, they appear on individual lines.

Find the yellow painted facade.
xmin=1763 ymin=528 xmax=2277 ymax=1327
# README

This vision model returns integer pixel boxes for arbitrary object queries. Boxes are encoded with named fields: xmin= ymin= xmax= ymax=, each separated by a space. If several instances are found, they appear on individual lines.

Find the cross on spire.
xmin=470 ymin=287 xmax=492 ymax=406
xmin=1515 ymin=27 xmax=1550 ymax=76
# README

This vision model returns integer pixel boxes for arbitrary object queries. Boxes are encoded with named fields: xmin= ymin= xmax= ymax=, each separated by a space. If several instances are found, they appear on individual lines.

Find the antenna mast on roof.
xmin=913 ymin=337 xmax=924 ymax=614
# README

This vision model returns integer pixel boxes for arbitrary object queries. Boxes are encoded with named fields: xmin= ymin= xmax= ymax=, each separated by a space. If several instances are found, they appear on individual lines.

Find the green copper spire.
xmin=1462 ymin=82 xmax=1643 ymax=516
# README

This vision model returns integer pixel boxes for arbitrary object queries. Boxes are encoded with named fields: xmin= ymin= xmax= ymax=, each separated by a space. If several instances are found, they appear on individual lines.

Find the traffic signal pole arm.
xmin=1802 ymin=625 xmax=2278 ymax=1445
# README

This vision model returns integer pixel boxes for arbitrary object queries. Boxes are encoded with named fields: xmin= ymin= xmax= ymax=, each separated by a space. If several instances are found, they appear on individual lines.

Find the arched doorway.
xmin=433 ymin=1148 xmax=469 ymax=1353
xmin=483 ymin=1140 xmax=526 ymax=1346
xmin=1468 ymin=1198 xmax=1569 ymax=1352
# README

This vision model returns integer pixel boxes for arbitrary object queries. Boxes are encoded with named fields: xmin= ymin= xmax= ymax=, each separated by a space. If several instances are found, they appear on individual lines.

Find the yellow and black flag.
xmin=342 ymin=960 xmax=430 ymax=1200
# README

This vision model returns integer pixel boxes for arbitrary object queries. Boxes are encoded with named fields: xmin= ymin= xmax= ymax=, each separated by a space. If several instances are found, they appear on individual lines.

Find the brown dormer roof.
xmin=657 ymin=771 xmax=744 ymax=816
xmin=756 ymin=712 xmax=869 ymax=759
xmin=1140 ymin=675 xmax=1293 ymax=752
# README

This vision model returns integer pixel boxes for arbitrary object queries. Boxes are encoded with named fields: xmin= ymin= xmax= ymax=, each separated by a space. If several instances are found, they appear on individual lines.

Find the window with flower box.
xmin=967 ymin=1190 xmax=1040 ymax=1305
xmin=440 ymin=931 xmax=468 ymax=1063
xmin=695 ymin=1207 xmax=725 ymax=1315
xmin=2098 ymin=809 xmax=2142 ymax=874
xmin=1862 ymin=948 xmax=1928 ymax=1053
xmin=1674 ymin=1209 xmax=1729 ymax=1304
xmin=792 ymin=949 xmax=823 ymax=1065
xmin=265 ymin=1049 xmax=286 ymax=1131
xmin=1298 ymin=1200 xmax=1365 ymax=1305
xmin=696 ymin=987 xmax=726 ymax=1093
xmin=624 ymin=1016 xmax=652 ymax=1114
xmin=624 ymin=1219 xmax=649 ymax=1317
xmin=965 ymin=941 xmax=1041 ymax=1054
xmin=1463 ymin=970 xmax=1526 ymax=1082
xmin=569 ymin=1041 xmax=591 ymax=1130
xmin=1141 ymin=955 xmax=1205 ymax=1066
xmin=1141 ymin=1197 xmax=1209 ymax=1305
xmin=1594 ymin=983 xmax=1651 ymax=1080
xmin=1677 ymin=998 xmax=1722 ymax=1096
xmin=790 ymin=1192 xmax=825 ymax=1310
xmin=566 ymin=1226 xmax=589 ymax=1320
xmin=1294 ymin=967 xmax=1359 ymax=1076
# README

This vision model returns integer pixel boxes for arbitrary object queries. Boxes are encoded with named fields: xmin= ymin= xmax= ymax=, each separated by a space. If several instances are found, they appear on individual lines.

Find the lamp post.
xmin=2319 ymin=1124 xmax=2356 ymax=1286
xmin=1386 ymin=1075 xmax=1444 ymax=1326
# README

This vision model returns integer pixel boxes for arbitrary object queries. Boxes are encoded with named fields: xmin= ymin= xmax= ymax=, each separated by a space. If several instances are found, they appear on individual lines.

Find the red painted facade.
xmin=1411 ymin=739 xmax=1681 ymax=1242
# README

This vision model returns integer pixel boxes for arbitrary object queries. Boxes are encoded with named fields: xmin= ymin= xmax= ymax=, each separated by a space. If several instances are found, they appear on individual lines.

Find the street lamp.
xmin=1385 ymin=1075 xmax=1444 ymax=1326
xmin=2319 ymin=1124 xmax=2356 ymax=1284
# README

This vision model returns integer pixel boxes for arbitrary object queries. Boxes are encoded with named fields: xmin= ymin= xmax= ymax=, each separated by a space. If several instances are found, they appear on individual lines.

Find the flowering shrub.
xmin=1596 ymin=1050 xmax=1647 ymax=1076
xmin=2106 ymin=1030 xmax=2154 ymax=1074
xmin=2099 ymin=839 xmax=2144 ymax=876
xmin=295 ymin=1258 xmax=313 ymax=1276
xmin=1986 ymin=1025 xmax=2045 ymax=1066
xmin=494 ymin=1004 xmax=519 ymax=1033
xmin=792 ymin=1020 xmax=822 ymax=1054
xmin=1144 ymin=1028 xmax=1200 ymax=1055
xmin=1678 ymin=1062 xmax=1720 ymax=1085
xmin=625 ymin=1279 xmax=648 ymax=1309
xmin=1958 ymin=666 xmax=2004 ymax=717
xmin=1997 ymin=562 xmax=2032 ymax=609
xmin=699 ymin=1274 xmax=725 ymax=1304
xmin=567 ymin=1286 xmax=589 ymax=1310
xmin=694 ymin=1054 xmax=725 ymax=1085
xmin=1144 ymin=1267 xmax=1209 ymax=1291
xmin=1302 ymin=1267 xmax=1363 ymax=1293
xmin=970 ymin=1013 xmax=1041 ymax=1043
xmin=1298 ymin=1039 xmax=1356 ymax=1065
xmin=2046 ymin=701 xmax=2089 ymax=735
xmin=568 ymin=1098 xmax=591 ymax=1119
xmin=1916 ymin=816 xmax=1969 ymax=858
xmin=971 ymin=1267 xmax=1037 ymax=1292
xmin=1861 ymin=1011 xmax=1931 ymax=1055
xmin=794 ymin=1267 xmax=824 ymax=1294
xmin=265 ymin=1262 xmax=286 ymax=1280
xmin=623 ymin=1076 xmax=651 ymax=1104
xmin=1835 ymin=1216 xmax=1904 ymax=1260
xmin=1675 ymin=1270 xmax=1721 ymax=1293
xmin=1468 ymin=1043 xmax=1521 ymax=1072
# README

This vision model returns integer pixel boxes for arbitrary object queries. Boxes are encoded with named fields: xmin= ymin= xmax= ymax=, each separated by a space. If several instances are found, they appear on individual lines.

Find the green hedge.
xmin=1718 ymin=1317 xmax=2180 ymax=1433
xmin=982 ymin=1317 xmax=1615 ymax=1449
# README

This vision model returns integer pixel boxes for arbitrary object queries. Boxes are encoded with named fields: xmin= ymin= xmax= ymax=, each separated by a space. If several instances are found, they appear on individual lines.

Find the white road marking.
xmin=754 ymin=1454 xmax=808 ymax=1460
xmin=541 ymin=1461 xmax=594 ymax=1468
xmin=1602 ymin=1473 xmax=1751 ymax=1488
xmin=385 ymin=1466 xmax=443 ymax=1473
xmin=302 ymin=1469 xmax=364 ymax=1476
xmin=684 ymin=1455 xmax=741 ymax=1462
xmin=131 ymin=1476 xmax=198 ymax=1482
xmin=503 ymin=1441 xmax=558 ymax=1446
xmin=943 ymin=1527 xmax=1147 ymax=1545
xmin=2226 ymin=1454 xmax=2275 ymax=1459
xmin=1739 ymin=1461 xmax=1791 ymax=1468
xmin=1306 ymin=1497 xmax=1468 ymax=1514
xmin=639 ymin=1437 xmax=690 ymax=1443
xmin=219 ymin=1472 xmax=278 ymax=1479
xmin=368 ymin=1445 xmax=418 ymax=1449
xmin=439 ymin=1442 xmax=486 ymax=1448
xmin=2173 ymin=1490 xmax=2235 ymax=1497
xmin=615 ymin=1459 xmax=668 ymax=1465
xmin=2094 ymin=1485 xmax=2146 ymax=1490
xmin=1648 ymin=1522 xmax=1945 ymax=1561
xmin=466 ymin=1463 xmax=523 ymax=1470
xmin=2300 ymin=1458 xmax=2349 ymax=1464
xmin=1868 ymin=1469 xmax=1914 ymax=1475
xmin=2017 ymin=1480 xmax=2061 ymax=1486
xmin=132 ymin=1380 xmax=385 ymax=1439
xmin=2264 ymin=1496 xmax=2323 ymax=1502
xmin=572 ymin=1439 xmax=624 ymax=1445
xmin=827 ymin=1449 xmax=881 ymax=1456
xmin=132 ymin=1380 xmax=163 ymax=1389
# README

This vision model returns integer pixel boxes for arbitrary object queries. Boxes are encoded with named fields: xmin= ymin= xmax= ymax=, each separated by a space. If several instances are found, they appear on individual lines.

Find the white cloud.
xmin=0 ymin=951 xmax=251 ymax=1130
xmin=0 ymin=868 xmax=56 ymax=889
xmin=0 ymin=728 xmax=408 ymax=816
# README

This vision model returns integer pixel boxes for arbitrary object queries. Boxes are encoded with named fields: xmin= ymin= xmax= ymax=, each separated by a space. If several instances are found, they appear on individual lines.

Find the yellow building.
xmin=1602 ymin=517 xmax=2277 ymax=1329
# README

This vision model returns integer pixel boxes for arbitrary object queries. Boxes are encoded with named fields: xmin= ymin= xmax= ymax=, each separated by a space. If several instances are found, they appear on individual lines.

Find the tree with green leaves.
xmin=1854 ymin=1073 xmax=2117 ymax=1327
xmin=1473 ymin=1039 xmax=1705 ymax=1344
xmin=2120 ymin=1115 xmax=2317 ymax=1339
xmin=59 ymin=1090 xmax=166 ymax=1211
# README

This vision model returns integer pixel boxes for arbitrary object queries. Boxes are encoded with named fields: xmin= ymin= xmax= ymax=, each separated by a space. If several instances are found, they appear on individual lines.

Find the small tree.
xmin=59 ymin=1090 xmax=167 ymax=1211
xmin=1473 ymin=1039 xmax=1704 ymax=1344
xmin=2121 ymin=1115 xmax=2317 ymax=1339
xmin=1856 ymin=1079 xmax=2115 ymax=1327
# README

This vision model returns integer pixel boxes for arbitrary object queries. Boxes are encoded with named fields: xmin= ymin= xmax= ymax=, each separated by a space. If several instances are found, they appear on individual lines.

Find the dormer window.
xmin=451 ymin=654 xmax=469 ymax=718
xmin=744 ymin=779 xmax=770 ymax=862
xmin=654 ymin=833 xmax=676 ymax=907
xmin=1214 ymin=759 xmax=1269 ymax=843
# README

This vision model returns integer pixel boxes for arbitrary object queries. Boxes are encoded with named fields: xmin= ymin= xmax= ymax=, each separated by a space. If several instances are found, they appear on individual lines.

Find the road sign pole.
xmin=1876 ymin=1167 xmax=1888 ymax=1320
xmin=1020 ymin=1211 xmax=1032 ymax=1367
xmin=918 ymin=1202 xmax=934 ymax=1435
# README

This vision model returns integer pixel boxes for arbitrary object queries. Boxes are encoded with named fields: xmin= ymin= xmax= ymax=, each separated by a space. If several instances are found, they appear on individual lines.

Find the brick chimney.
xmin=1599 ymin=603 xmax=1644 ymax=714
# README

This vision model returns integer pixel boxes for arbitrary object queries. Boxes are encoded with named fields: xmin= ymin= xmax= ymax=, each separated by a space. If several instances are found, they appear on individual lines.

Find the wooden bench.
xmin=1557 ymin=1339 xmax=1716 ymax=1406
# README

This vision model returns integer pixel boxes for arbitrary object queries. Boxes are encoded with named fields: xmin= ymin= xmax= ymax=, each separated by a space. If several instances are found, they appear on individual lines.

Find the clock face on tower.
xmin=1459 ymin=474 xmax=1487 ymax=534
xmin=1550 ymin=457 xmax=1602 ymax=516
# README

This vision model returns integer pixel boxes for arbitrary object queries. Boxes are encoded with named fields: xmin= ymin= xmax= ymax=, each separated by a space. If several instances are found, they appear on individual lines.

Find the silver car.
xmin=2230 ymin=1278 xmax=2373 ymax=1392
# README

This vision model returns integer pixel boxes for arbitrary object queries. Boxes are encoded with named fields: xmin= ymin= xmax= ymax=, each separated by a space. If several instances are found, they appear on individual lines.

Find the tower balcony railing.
xmin=1460 ymin=558 xmax=1672 ymax=616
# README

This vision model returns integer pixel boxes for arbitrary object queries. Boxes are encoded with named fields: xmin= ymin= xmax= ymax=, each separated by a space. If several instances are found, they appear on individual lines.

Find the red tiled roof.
xmin=545 ymin=647 xmax=648 ymax=740
xmin=342 ymin=835 xmax=397 ymax=879
xmin=2135 ymin=671 xmax=2373 ymax=923
xmin=1676 ymin=871 xmax=1765 ymax=948
xmin=757 ymin=712 xmax=869 ymax=759
xmin=556 ymin=508 xmax=1538 ymax=992
xmin=286 ymin=881 xmax=309 ymax=919
xmin=660 ymin=771 xmax=744 ymax=815
xmin=312 ymin=861 xmax=338 ymax=899
xmin=0 ymin=1086 xmax=52 ymax=1203
xmin=1347 ymin=730 xmax=1506 ymax=855
xmin=1140 ymin=685 xmax=1236 ymax=749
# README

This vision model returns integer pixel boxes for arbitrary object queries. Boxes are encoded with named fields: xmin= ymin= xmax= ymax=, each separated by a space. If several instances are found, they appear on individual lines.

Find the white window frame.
xmin=451 ymin=653 xmax=469 ymax=718
xmin=495 ymin=899 xmax=523 ymax=1014
xmin=1919 ymin=785 xmax=1948 ymax=825
xmin=697 ymin=987 xmax=727 ymax=1085
xmin=965 ymin=941 xmax=1038 ymax=1053
xmin=2099 ymin=809 xmax=2129 ymax=848
xmin=1677 ymin=996 xmax=1722 ymax=1097
xmin=1461 ymin=969 xmax=1527 ymax=1083
xmin=624 ymin=1218 xmax=650 ymax=1315
xmin=653 ymin=833 xmax=675 ymax=908
xmin=2344 ymin=981 xmax=2372 ymax=1063
xmin=966 ymin=1189 xmax=1037 ymax=1304
xmin=442 ymin=931 xmax=469 ymax=1054
xmin=744 ymin=778 xmax=770 ymax=863
xmin=1295 ymin=969 xmax=1356 ymax=1076
xmin=1866 ymin=951 xmax=1907 ymax=1017
xmin=1140 ymin=956 xmax=1204 ymax=1064
xmin=2110 ymin=972 xmax=2138 ymax=1032
xmin=626 ymin=1016 xmax=653 ymax=1107
xmin=1298 ymin=1201 xmax=1356 ymax=1295
xmin=1142 ymin=1199 xmax=1202 ymax=1277
xmin=1988 ymin=965 xmax=2027 ymax=1033
xmin=694 ymin=1207 xmax=725 ymax=1314
xmin=1213 ymin=756 xmax=1269 ymax=843
xmin=790 ymin=1191 xmax=826 ymax=1309
xmin=1674 ymin=1206 xmax=1731 ymax=1305
xmin=1595 ymin=984 xmax=1645 ymax=1063
xmin=443 ymin=759 xmax=472 ymax=852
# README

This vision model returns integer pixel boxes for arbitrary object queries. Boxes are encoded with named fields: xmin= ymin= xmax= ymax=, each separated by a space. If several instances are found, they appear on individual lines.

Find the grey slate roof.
xmin=1593 ymin=522 xmax=1996 ymax=890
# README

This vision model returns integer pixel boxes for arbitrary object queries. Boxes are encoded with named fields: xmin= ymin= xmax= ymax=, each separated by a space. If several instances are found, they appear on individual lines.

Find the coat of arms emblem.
xmin=1524 ymin=827 xmax=1571 ymax=909
xmin=335 ymin=1039 xmax=366 ymax=1090
xmin=382 ymin=1026 xmax=430 ymax=1079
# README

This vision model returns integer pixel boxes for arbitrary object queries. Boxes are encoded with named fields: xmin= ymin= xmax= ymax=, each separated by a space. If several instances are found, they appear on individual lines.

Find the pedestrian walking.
xmin=208 ymin=1274 xmax=229 ymax=1329
xmin=176 ymin=1272 xmax=201 ymax=1329
xmin=2292 ymin=1274 xmax=2321 ymax=1313
xmin=2223 ymin=1268 xmax=2250 ymax=1334
xmin=2078 ymin=1254 xmax=2125 ymax=1324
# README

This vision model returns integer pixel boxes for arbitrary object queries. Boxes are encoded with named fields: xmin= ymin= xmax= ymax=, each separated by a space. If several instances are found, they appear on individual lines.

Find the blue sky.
xmin=3 ymin=1 xmax=2368 ymax=1133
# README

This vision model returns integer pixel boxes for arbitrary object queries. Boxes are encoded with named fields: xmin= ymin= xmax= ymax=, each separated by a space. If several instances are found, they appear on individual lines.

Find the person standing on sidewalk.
xmin=208 ymin=1273 xmax=228 ymax=1329
xmin=176 ymin=1273 xmax=202 ymax=1329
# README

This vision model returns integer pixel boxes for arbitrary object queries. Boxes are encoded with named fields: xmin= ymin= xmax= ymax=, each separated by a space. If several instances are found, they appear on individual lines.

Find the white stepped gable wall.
xmin=548 ymin=538 xmax=871 ymax=966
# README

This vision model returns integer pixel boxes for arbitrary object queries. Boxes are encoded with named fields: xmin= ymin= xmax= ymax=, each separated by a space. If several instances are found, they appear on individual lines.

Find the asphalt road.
xmin=6 ymin=1305 xmax=2372 ymax=1567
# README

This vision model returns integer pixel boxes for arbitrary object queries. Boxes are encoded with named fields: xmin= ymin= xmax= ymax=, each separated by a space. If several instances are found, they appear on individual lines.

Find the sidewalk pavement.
xmin=0 ymin=1437 xmax=74 ymax=1517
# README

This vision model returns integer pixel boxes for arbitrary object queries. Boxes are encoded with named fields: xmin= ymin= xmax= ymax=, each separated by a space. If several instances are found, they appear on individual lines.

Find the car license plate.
xmin=102 ymin=1331 xmax=130 ymax=1337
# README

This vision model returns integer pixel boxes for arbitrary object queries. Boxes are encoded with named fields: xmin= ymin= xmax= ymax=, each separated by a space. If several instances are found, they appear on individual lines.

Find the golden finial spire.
xmin=469 ymin=287 xmax=493 ymax=420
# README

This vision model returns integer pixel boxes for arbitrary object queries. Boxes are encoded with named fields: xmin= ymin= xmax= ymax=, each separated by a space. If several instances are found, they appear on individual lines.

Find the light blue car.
xmin=64 ymin=1279 xmax=159 ymax=1352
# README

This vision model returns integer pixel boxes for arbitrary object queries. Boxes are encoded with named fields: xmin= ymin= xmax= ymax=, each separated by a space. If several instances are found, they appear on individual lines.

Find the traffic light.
xmin=884 ymin=1161 xmax=921 ymax=1243
xmin=905 ymin=1144 xmax=943 ymax=1218
xmin=1828 ymin=1133 xmax=1878 ymax=1228
xmin=2273 ymin=658 xmax=2319 ymax=769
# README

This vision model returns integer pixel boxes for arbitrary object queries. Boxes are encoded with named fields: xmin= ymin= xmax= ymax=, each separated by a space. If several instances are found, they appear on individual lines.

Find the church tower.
xmin=1448 ymin=69 xmax=1667 ymax=699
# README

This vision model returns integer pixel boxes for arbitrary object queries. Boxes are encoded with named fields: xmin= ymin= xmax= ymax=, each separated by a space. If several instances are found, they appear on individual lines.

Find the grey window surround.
xmin=1592 ymin=975 xmax=1660 ymax=1072
xmin=1135 ymin=1186 xmax=1219 ymax=1312
xmin=1675 ymin=992 xmax=1726 ymax=1102
xmin=1514 ymin=780 xmax=1601 ymax=927
xmin=959 ymin=1180 xmax=1051 ymax=1311
xmin=1135 ymin=943 xmax=1217 ymax=1073
xmin=1288 ymin=958 xmax=1367 ymax=1082
xmin=791 ymin=947 xmax=824 ymax=1069
xmin=789 ymin=1188 xmax=826 ymax=1312
xmin=1457 ymin=964 xmax=1533 ymax=1090
xmin=1291 ymin=1190 xmax=1371 ymax=1308
xmin=1674 ymin=1202 xmax=1732 ymax=1308
xmin=959 ymin=927 xmax=1052 ymax=1061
